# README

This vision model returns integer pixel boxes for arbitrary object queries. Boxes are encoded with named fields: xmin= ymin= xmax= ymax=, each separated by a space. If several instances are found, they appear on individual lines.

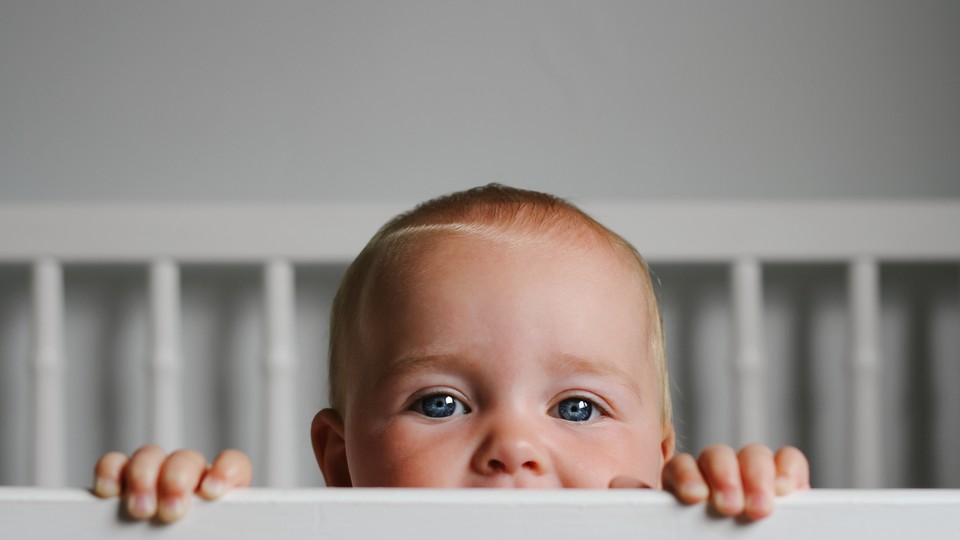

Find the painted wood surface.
xmin=1 ymin=489 xmax=959 ymax=539
xmin=29 ymin=260 xmax=64 ymax=487
xmin=1 ymin=201 xmax=959 ymax=262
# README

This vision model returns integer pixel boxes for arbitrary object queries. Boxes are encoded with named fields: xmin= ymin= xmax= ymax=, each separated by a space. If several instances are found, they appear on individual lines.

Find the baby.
xmin=93 ymin=184 xmax=809 ymax=522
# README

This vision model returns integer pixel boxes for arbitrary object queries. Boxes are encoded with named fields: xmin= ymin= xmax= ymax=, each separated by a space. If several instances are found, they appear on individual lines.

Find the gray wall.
xmin=1 ymin=0 xmax=958 ymax=201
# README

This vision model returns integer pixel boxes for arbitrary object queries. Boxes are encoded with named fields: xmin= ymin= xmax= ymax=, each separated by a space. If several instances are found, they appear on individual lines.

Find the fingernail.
xmin=680 ymin=482 xmax=709 ymax=500
xmin=94 ymin=477 xmax=119 ymax=498
xmin=158 ymin=497 xmax=186 ymax=522
xmin=127 ymin=493 xmax=156 ymax=518
xmin=775 ymin=475 xmax=794 ymax=495
xmin=714 ymin=490 xmax=743 ymax=513
xmin=201 ymin=477 xmax=224 ymax=498
xmin=747 ymin=493 xmax=770 ymax=515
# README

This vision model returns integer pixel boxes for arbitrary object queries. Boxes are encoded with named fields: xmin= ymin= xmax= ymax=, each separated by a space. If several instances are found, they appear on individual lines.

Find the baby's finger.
xmin=698 ymin=445 xmax=744 ymax=516
xmin=199 ymin=449 xmax=252 ymax=500
xmin=93 ymin=451 xmax=128 ymax=498
xmin=123 ymin=445 xmax=167 ymax=520
xmin=737 ymin=444 xmax=775 ymax=520
xmin=661 ymin=453 xmax=709 ymax=503
xmin=156 ymin=449 xmax=207 ymax=523
xmin=774 ymin=446 xmax=811 ymax=495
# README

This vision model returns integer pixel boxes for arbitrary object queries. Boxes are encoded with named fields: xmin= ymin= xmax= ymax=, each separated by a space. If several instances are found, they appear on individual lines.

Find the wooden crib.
xmin=0 ymin=200 xmax=958 ymax=537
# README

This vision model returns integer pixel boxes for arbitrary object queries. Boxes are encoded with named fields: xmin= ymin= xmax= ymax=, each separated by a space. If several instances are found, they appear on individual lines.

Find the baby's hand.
xmin=92 ymin=445 xmax=252 ymax=523
xmin=662 ymin=444 xmax=810 ymax=520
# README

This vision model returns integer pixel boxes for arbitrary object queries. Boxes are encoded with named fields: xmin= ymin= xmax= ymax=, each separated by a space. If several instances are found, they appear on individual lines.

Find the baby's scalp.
xmin=328 ymin=184 xmax=671 ymax=430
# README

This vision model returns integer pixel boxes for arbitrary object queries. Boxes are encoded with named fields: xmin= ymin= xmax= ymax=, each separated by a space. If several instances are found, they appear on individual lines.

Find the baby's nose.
xmin=471 ymin=422 xmax=551 ymax=478
xmin=485 ymin=452 xmax=541 ymax=476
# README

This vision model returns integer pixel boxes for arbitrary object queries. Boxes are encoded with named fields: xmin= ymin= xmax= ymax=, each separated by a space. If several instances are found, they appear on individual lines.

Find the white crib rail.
xmin=262 ymin=259 xmax=298 ymax=488
xmin=1 ymin=488 xmax=959 ymax=539
xmin=30 ymin=259 xmax=64 ymax=487
xmin=2 ymin=201 xmax=959 ymax=489
xmin=2 ymin=201 xmax=959 ymax=262
xmin=848 ymin=258 xmax=881 ymax=488
xmin=148 ymin=259 xmax=182 ymax=451
xmin=731 ymin=258 xmax=765 ymax=446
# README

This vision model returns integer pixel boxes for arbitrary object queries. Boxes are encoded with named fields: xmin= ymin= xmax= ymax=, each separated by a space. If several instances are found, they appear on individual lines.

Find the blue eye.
xmin=554 ymin=397 xmax=600 ymax=422
xmin=413 ymin=393 xmax=469 ymax=418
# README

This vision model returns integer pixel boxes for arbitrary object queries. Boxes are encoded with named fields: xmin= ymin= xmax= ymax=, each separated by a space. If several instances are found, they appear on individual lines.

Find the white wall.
xmin=1 ymin=0 xmax=958 ymax=201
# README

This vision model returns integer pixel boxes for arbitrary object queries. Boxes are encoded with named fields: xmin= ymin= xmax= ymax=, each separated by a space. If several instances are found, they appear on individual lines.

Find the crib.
xmin=2 ymin=488 xmax=959 ymax=538
xmin=1 ymin=200 xmax=959 ymax=536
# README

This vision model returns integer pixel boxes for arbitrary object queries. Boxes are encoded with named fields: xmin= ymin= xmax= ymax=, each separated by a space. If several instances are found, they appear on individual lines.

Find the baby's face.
xmin=339 ymin=232 xmax=671 ymax=488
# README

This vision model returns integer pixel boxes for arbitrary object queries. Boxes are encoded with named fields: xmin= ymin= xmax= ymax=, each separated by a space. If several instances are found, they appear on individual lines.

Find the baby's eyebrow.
xmin=378 ymin=353 xmax=476 ymax=382
xmin=550 ymin=354 xmax=644 ymax=398
xmin=378 ymin=352 xmax=645 ymax=398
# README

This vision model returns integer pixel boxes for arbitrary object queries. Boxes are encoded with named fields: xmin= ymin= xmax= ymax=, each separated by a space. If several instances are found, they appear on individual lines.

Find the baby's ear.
xmin=660 ymin=423 xmax=677 ymax=467
xmin=311 ymin=408 xmax=352 ymax=487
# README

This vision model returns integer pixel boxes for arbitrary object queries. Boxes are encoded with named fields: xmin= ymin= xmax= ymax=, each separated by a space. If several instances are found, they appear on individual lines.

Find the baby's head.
xmin=311 ymin=184 xmax=675 ymax=488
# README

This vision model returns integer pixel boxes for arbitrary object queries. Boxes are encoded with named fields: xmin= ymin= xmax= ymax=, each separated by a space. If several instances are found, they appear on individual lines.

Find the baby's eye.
xmin=551 ymin=397 xmax=601 ymax=422
xmin=411 ymin=393 xmax=470 ymax=418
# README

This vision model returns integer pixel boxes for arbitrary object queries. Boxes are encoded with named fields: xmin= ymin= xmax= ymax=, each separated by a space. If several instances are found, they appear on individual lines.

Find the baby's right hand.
xmin=93 ymin=445 xmax=252 ymax=523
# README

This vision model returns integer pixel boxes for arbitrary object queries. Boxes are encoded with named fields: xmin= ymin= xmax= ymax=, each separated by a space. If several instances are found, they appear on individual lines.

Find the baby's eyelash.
xmin=549 ymin=395 xmax=608 ymax=423
xmin=409 ymin=391 xmax=471 ymax=418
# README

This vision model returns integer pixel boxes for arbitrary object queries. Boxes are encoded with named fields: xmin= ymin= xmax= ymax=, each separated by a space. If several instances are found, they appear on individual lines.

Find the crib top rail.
xmin=1 ymin=488 xmax=958 ymax=539
xmin=1 ymin=201 xmax=958 ymax=263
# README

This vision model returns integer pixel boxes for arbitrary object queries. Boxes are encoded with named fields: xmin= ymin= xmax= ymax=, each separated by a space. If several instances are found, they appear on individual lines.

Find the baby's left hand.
xmin=661 ymin=444 xmax=810 ymax=520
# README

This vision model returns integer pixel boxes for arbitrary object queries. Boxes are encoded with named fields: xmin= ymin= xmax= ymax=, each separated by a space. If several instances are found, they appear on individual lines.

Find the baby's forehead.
xmin=376 ymin=222 xmax=640 ymax=274
xmin=362 ymin=226 xmax=651 ymax=321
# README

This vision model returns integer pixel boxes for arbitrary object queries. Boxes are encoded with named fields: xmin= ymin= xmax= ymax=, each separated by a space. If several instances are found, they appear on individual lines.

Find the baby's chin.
xmin=367 ymin=474 xmax=566 ymax=489
xmin=460 ymin=477 xmax=566 ymax=489
xmin=354 ymin=466 xmax=651 ymax=489
xmin=415 ymin=473 xmax=619 ymax=489
xmin=457 ymin=476 xmax=646 ymax=489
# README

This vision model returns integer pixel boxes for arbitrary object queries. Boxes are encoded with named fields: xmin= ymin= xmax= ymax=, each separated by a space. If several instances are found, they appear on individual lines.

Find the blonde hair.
xmin=328 ymin=184 xmax=672 ymax=429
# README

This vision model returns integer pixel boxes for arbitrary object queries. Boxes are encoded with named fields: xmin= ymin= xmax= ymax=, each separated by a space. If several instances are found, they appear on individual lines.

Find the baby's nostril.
xmin=488 ymin=459 xmax=506 ymax=472
xmin=522 ymin=461 xmax=539 ymax=472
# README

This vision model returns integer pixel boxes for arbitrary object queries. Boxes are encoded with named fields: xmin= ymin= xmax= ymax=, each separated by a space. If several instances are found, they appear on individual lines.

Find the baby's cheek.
xmin=556 ymin=466 xmax=617 ymax=488
xmin=557 ymin=427 xmax=660 ymax=488
xmin=352 ymin=418 xmax=466 ymax=487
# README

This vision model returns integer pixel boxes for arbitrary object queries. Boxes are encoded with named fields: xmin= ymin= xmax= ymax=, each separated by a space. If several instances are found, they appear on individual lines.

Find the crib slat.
xmin=263 ymin=260 xmax=297 ymax=487
xmin=731 ymin=258 xmax=765 ymax=445
xmin=848 ymin=258 xmax=881 ymax=488
xmin=30 ymin=259 xmax=65 ymax=487
xmin=149 ymin=260 xmax=183 ymax=451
